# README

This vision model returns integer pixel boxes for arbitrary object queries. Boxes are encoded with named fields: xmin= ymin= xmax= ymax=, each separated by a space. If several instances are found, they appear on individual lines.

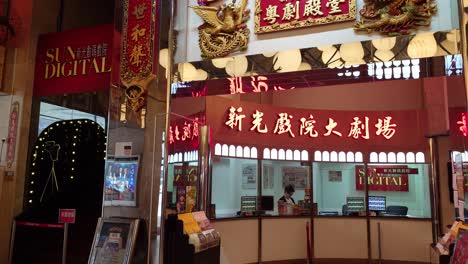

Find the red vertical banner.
xmin=119 ymin=0 xmax=158 ymax=113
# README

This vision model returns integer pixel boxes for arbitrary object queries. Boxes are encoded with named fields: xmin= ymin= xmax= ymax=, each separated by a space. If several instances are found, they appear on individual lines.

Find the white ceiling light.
xmin=372 ymin=37 xmax=396 ymax=51
xmin=225 ymin=56 xmax=248 ymax=77
xmin=407 ymin=33 xmax=437 ymax=59
xmin=274 ymin=49 xmax=302 ymax=73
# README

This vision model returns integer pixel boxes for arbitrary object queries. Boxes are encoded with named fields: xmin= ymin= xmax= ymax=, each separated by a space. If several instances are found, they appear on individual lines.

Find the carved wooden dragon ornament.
xmin=192 ymin=0 xmax=250 ymax=59
xmin=354 ymin=0 xmax=437 ymax=36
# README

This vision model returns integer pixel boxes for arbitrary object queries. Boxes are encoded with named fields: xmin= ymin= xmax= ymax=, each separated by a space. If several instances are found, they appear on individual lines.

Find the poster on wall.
xmin=186 ymin=186 xmax=197 ymax=213
xmin=463 ymin=164 xmax=468 ymax=192
xmin=263 ymin=164 xmax=274 ymax=189
xmin=452 ymin=152 xmax=465 ymax=208
xmin=242 ymin=164 xmax=257 ymax=189
xmin=88 ymin=218 xmax=139 ymax=264
xmin=282 ymin=167 xmax=308 ymax=189
xmin=104 ymin=156 xmax=139 ymax=206
xmin=176 ymin=186 xmax=187 ymax=213
xmin=328 ymin=170 xmax=342 ymax=182
xmin=173 ymin=165 xmax=199 ymax=213
xmin=355 ymin=165 xmax=416 ymax=192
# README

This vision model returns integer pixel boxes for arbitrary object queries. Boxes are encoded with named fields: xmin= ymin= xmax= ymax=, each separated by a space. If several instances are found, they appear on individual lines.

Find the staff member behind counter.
xmin=278 ymin=184 xmax=295 ymax=205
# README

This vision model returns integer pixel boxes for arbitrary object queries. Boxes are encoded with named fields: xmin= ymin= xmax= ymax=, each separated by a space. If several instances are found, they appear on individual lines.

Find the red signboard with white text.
xmin=58 ymin=209 xmax=76 ymax=224
xmin=206 ymin=96 xmax=427 ymax=152
xmin=168 ymin=112 xmax=205 ymax=153
xmin=33 ymin=24 xmax=113 ymax=97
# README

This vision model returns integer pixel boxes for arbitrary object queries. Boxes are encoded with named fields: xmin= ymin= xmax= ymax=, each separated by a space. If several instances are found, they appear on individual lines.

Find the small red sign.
xmin=58 ymin=209 xmax=76 ymax=224
xmin=374 ymin=168 xmax=419 ymax=174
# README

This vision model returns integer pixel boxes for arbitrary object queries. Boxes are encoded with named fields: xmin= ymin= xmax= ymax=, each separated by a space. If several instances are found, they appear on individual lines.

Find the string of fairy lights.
xmin=26 ymin=119 xmax=106 ymax=207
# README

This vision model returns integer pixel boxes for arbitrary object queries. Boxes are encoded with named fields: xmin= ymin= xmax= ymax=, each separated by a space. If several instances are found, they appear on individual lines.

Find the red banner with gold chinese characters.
xmin=255 ymin=0 xmax=356 ymax=34
xmin=120 ymin=0 xmax=157 ymax=112
xmin=355 ymin=165 xmax=413 ymax=192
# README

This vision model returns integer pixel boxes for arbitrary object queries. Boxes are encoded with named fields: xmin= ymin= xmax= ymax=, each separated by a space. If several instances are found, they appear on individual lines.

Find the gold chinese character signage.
xmin=120 ymin=0 xmax=156 ymax=112
xmin=121 ymin=0 xmax=152 ymax=81
xmin=255 ymin=0 xmax=356 ymax=34
xmin=192 ymin=0 xmax=250 ymax=59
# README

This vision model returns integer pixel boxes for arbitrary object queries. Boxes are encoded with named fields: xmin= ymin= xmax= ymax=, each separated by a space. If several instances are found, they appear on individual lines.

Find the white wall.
xmin=313 ymin=162 xmax=431 ymax=217
xmin=175 ymin=0 xmax=456 ymax=63
xmin=212 ymin=157 xmax=257 ymax=216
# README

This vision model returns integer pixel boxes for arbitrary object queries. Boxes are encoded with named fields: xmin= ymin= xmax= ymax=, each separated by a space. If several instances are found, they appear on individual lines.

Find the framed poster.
xmin=242 ymin=164 xmax=257 ymax=189
xmin=263 ymin=164 xmax=274 ymax=189
xmin=328 ymin=170 xmax=342 ymax=182
xmin=88 ymin=218 xmax=139 ymax=264
xmin=282 ymin=167 xmax=308 ymax=189
xmin=104 ymin=156 xmax=140 ymax=206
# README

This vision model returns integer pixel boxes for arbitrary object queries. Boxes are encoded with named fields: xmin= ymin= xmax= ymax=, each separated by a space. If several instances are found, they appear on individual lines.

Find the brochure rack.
xmin=164 ymin=214 xmax=220 ymax=264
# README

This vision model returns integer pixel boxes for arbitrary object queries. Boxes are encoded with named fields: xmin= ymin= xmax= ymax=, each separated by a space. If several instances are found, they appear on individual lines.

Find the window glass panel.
xmin=294 ymin=150 xmax=301 ymax=161
xmin=313 ymin=162 xmax=365 ymax=216
xmin=236 ymin=146 xmax=243 ymax=157
xmin=251 ymin=147 xmax=258 ymax=158
xmin=278 ymin=149 xmax=286 ymax=160
xmin=166 ymin=163 xmax=183 ymax=209
xmin=314 ymin=151 xmax=321 ymax=161
xmin=264 ymin=148 xmax=270 ymax=159
xmin=244 ymin=147 xmax=251 ymax=158
xmin=167 ymin=162 xmax=199 ymax=213
xmin=367 ymin=163 xmax=431 ymax=218
xmin=211 ymin=157 xmax=257 ymax=218
xmin=215 ymin=143 xmax=222 ymax=156
xmin=262 ymin=160 xmax=310 ymax=216
xmin=355 ymin=152 xmax=363 ymax=162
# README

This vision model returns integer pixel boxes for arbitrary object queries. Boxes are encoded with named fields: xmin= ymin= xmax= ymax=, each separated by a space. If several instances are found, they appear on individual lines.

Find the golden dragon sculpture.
xmin=354 ymin=0 xmax=437 ymax=36
xmin=192 ymin=0 xmax=250 ymax=59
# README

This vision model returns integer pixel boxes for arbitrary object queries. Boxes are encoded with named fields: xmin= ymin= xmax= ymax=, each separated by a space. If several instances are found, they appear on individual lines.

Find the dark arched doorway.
xmin=13 ymin=119 xmax=106 ymax=264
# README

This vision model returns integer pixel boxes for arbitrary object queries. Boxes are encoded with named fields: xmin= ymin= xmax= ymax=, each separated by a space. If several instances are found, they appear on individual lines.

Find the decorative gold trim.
xmin=254 ymin=0 xmax=356 ymax=34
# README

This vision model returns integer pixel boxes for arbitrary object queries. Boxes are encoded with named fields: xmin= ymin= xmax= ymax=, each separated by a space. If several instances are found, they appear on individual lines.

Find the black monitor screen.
xmin=368 ymin=196 xmax=386 ymax=211
xmin=261 ymin=196 xmax=274 ymax=211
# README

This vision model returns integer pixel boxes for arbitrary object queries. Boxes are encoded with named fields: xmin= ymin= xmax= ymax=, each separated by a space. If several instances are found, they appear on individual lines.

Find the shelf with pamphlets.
xmin=164 ymin=211 xmax=220 ymax=264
